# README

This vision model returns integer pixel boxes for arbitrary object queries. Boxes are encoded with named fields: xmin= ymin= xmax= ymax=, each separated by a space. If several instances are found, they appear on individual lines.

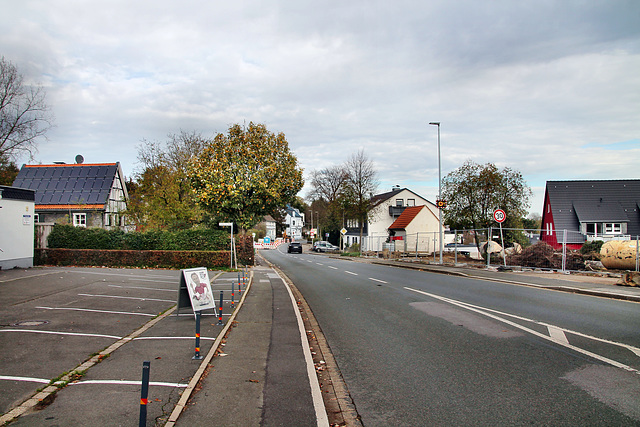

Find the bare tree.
xmin=0 ymin=57 xmax=53 ymax=161
xmin=308 ymin=165 xmax=347 ymax=204
xmin=343 ymin=149 xmax=379 ymax=249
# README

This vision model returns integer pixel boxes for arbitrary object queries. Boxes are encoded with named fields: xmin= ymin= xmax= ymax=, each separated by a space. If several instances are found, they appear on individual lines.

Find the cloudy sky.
xmin=2 ymin=0 xmax=639 ymax=215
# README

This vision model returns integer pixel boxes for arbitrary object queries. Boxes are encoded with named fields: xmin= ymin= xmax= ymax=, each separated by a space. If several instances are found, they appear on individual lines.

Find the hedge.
xmin=47 ymin=225 xmax=231 ymax=251
xmin=39 ymin=229 xmax=255 ymax=269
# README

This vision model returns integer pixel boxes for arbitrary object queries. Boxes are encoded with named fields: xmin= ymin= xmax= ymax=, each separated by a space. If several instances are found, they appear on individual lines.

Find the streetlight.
xmin=429 ymin=122 xmax=444 ymax=265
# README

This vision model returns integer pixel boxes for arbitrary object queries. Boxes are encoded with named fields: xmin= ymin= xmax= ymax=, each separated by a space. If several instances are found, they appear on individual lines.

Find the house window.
xmin=407 ymin=199 xmax=415 ymax=207
xmin=73 ymin=213 xmax=87 ymax=228
xmin=546 ymin=223 xmax=553 ymax=236
xmin=604 ymin=223 xmax=621 ymax=234
xmin=34 ymin=214 xmax=39 ymax=223
xmin=396 ymin=199 xmax=403 ymax=207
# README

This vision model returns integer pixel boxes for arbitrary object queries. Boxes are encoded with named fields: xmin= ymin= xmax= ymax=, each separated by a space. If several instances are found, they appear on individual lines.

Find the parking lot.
xmin=0 ymin=266 xmax=246 ymax=426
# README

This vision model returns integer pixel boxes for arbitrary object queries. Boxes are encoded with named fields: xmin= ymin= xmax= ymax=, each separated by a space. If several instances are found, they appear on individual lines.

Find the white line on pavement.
xmin=108 ymin=285 xmax=176 ymax=292
xmin=77 ymin=293 xmax=174 ymax=303
xmin=69 ymin=379 xmax=189 ymax=387
xmin=328 ymin=266 xmax=338 ymax=270
xmin=369 ymin=278 xmax=387 ymax=284
xmin=0 ymin=375 xmax=50 ymax=384
xmin=345 ymin=271 xmax=358 ymax=276
xmin=36 ymin=306 xmax=156 ymax=317
xmin=404 ymin=287 xmax=639 ymax=374
xmin=548 ymin=325 xmax=569 ymax=344
xmin=0 ymin=329 xmax=121 ymax=339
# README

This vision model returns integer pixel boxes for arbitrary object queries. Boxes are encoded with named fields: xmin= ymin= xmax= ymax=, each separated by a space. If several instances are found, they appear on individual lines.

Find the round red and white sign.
xmin=493 ymin=209 xmax=506 ymax=223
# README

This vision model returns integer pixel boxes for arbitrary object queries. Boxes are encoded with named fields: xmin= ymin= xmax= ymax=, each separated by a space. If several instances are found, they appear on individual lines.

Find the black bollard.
xmin=192 ymin=311 xmax=203 ymax=360
xmin=139 ymin=361 xmax=150 ymax=427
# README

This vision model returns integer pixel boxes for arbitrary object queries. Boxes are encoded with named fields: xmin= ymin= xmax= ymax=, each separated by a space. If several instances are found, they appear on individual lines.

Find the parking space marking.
xmin=0 ymin=375 xmax=51 ymax=384
xmin=0 ymin=376 xmax=189 ymax=388
xmin=0 ymin=329 xmax=121 ymax=339
xmin=69 ymin=379 xmax=188 ymax=387
xmin=36 ymin=306 xmax=156 ymax=317
xmin=108 ymin=285 xmax=176 ymax=292
xmin=77 ymin=293 xmax=174 ymax=303
xmin=132 ymin=336 xmax=216 ymax=341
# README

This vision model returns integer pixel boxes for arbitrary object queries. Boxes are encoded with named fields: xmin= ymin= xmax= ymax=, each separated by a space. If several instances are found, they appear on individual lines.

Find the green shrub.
xmin=580 ymin=240 xmax=604 ymax=255
xmin=47 ymin=225 xmax=231 ymax=251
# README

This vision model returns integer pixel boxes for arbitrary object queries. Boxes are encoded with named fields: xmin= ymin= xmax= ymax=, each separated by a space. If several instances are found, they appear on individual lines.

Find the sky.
xmin=2 ymin=0 xmax=639 ymax=216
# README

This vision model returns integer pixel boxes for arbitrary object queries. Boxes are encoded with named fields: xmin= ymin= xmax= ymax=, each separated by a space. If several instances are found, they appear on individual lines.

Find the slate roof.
xmin=545 ymin=180 xmax=640 ymax=239
xmin=12 ymin=163 xmax=121 ymax=210
xmin=388 ymin=205 xmax=425 ymax=230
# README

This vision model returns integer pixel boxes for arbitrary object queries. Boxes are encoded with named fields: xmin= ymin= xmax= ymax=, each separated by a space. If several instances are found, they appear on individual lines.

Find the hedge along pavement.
xmin=39 ymin=225 xmax=256 ymax=268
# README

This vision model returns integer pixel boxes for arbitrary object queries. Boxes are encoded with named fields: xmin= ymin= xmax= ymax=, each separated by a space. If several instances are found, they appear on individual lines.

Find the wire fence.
xmin=361 ymin=228 xmax=640 ymax=273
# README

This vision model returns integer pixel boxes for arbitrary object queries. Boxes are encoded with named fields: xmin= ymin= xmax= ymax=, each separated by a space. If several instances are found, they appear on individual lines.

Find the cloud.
xmin=1 ymin=0 xmax=638 ymax=215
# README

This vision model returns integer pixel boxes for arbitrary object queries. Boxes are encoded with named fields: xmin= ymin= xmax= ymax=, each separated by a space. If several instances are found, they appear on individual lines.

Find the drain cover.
xmin=13 ymin=320 xmax=49 ymax=327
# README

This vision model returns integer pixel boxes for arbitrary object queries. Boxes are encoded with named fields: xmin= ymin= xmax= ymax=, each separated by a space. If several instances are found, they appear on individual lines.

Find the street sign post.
xmin=492 ymin=209 xmax=506 ymax=266
xmin=493 ymin=209 xmax=506 ymax=223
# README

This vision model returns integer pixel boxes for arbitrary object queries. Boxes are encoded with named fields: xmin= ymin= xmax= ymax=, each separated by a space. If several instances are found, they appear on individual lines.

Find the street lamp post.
xmin=429 ymin=122 xmax=443 ymax=265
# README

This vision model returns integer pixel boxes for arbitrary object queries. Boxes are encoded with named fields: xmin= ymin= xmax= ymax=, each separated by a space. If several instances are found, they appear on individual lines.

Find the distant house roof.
xmin=388 ymin=206 xmax=425 ymax=230
xmin=371 ymin=187 xmax=433 ymax=207
xmin=285 ymin=205 xmax=303 ymax=218
xmin=12 ymin=163 xmax=125 ymax=210
xmin=544 ymin=179 xmax=640 ymax=238
xmin=0 ymin=185 xmax=35 ymax=201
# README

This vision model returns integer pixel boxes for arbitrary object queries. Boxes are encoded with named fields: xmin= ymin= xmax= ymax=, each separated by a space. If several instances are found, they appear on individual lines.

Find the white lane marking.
xmin=369 ymin=278 xmax=387 ymax=284
xmin=0 ymin=376 xmax=188 ymax=388
xmin=272 ymin=269 xmax=330 ymax=427
xmin=132 ymin=336 xmax=215 ymax=341
xmin=0 ymin=329 xmax=121 ymax=339
xmin=345 ymin=271 xmax=358 ymax=276
xmin=108 ymin=285 xmax=176 ymax=292
xmin=70 ymin=379 xmax=188 ymax=387
xmin=328 ymin=266 xmax=338 ymax=270
xmin=316 ymin=263 xmax=324 ymax=266
xmin=36 ymin=306 xmax=156 ymax=317
xmin=66 ymin=270 xmax=177 ymax=282
xmin=77 ymin=293 xmax=174 ymax=303
xmin=307 ymin=260 xmax=314 ymax=263
xmin=417 ymin=291 xmax=640 ymax=360
xmin=404 ymin=287 xmax=639 ymax=374
xmin=0 ymin=376 xmax=50 ymax=384
xmin=548 ymin=325 xmax=569 ymax=344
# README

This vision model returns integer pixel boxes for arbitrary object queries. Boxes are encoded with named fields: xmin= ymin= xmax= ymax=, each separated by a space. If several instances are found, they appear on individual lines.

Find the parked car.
xmin=313 ymin=241 xmax=339 ymax=252
xmin=287 ymin=242 xmax=303 ymax=253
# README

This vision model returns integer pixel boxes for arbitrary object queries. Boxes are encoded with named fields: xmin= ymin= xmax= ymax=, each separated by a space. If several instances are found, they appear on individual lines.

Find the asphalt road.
xmin=261 ymin=246 xmax=640 ymax=426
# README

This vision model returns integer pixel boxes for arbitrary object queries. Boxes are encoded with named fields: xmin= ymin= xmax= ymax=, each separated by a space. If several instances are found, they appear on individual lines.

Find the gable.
xmin=13 ymin=163 xmax=122 ymax=209
xmin=545 ymin=180 xmax=640 ymax=237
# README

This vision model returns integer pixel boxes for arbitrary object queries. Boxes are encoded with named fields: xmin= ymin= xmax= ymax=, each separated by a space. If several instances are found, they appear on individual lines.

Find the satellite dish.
xmin=75 ymin=154 xmax=84 ymax=164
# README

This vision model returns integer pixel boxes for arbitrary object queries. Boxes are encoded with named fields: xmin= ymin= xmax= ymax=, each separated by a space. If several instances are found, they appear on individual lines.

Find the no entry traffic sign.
xmin=493 ymin=209 xmax=506 ymax=223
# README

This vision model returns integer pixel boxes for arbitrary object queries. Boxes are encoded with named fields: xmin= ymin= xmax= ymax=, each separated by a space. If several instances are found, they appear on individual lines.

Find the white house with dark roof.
xmin=344 ymin=186 xmax=440 ymax=251
xmin=540 ymin=180 xmax=640 ymax=249
xmin=284 ymin=205 xmax=305 ymax=240
xmin=12 ymin=162 xmax=129 ymax=229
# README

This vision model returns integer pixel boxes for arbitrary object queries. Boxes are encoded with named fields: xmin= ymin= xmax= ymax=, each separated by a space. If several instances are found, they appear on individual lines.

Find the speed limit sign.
xmin=493 ymin=209 xmax=506 ymax=223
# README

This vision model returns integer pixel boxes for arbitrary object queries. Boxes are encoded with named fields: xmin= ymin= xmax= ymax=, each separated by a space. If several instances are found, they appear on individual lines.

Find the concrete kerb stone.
xmin=164 ymin=270 xmax=254 ymax=427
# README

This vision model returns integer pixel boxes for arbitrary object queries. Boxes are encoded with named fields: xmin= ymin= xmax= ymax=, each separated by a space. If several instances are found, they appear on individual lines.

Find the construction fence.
xmin=361 ymin=228 xmax=640 ymax=273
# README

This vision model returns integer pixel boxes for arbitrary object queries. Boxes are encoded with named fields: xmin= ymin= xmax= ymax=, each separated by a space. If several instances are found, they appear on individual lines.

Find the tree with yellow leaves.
xmin=188 ymin=122 xmax=304 ymax=232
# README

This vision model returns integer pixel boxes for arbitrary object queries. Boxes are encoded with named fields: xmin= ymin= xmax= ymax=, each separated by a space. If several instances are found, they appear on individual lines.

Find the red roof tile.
xmin=388 ymin=206 xmax=425 ymax=230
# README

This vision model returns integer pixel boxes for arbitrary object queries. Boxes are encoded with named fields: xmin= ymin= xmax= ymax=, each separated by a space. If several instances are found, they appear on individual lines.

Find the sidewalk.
xmin=172 ymin=265 xmax=325 ymax=427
